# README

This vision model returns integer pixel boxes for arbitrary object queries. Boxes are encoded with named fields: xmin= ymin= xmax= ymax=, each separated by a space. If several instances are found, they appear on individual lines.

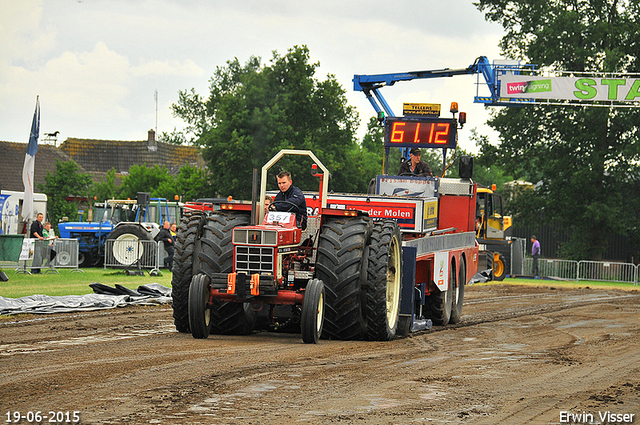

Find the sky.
xmin=0 ymin=0 xmax=505 ymax=153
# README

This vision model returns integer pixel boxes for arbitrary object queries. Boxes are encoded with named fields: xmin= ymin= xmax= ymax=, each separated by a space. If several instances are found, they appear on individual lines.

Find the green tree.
xmin=117 ymin=163 xmax=213 ymax=203
xmin=39 ymin=160 xmax=93 ymax=228
xmin=91 ymin=168 xmax=118 ymax=202
xmin=475 ymin=0 xmax=640 ymax=260
xmin=469 ymin=130 xmax=514 ymax=199
xmin=156 ymin=164 xmax=214 ymax=202
xmin=171 ymin=45 xmax=370 ymax=199
xmin=158 ymin=129 xmax=192 ymax=146
xmin=361 ymin=116 xmax=384 ymax=154
xmin=359 ymin=117 xmax=386 ymax=189
xmin=118 ymin=164 xmax=173 ymax=200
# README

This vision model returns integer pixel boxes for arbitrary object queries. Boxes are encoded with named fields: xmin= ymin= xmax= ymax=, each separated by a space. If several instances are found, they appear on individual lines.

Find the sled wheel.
xmin=450 ymin=257 xmax=465 ymax=324
xmin=189 ymin=273 xmax=212 ymax=339
xmin=301 ymin=279 xmax=325 ymax=344
xmin=426 ymin=259 xmax=455 ymax=326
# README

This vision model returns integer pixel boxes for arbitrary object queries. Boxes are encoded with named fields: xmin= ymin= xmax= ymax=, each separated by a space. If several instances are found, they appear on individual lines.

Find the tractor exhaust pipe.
xmin=251 ymin=168 xmax=259 ymax=225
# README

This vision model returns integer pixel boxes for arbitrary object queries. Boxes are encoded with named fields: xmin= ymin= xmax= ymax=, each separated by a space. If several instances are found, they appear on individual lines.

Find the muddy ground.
xmin=1 ymin=284 xmax=639 ymax=425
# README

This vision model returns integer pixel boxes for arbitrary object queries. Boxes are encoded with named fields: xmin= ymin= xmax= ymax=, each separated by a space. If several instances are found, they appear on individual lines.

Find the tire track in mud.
xmin=417 ymin=291 xmax=640 ymax=335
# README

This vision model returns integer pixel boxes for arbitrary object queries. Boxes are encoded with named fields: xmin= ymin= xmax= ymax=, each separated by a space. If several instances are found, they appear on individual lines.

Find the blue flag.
xmin=22 ymin=96 xmax=40 ymax=222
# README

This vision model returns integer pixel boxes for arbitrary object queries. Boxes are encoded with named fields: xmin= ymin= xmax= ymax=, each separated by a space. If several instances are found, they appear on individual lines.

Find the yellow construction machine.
xmin=476 ymin=185 xmax=512 ymax=281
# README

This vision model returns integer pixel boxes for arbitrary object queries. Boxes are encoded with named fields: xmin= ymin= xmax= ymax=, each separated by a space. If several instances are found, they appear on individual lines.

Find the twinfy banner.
xmin=499 ymin=74 xmax=640 ymax=102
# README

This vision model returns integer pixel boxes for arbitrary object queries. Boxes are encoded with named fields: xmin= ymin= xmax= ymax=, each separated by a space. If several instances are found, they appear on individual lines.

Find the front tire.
xmin=365 ymin=220 xmax=402 ymax=341
xmin=301 ymin=279 xmax=325 ymax=344
xmin=189 ymin=274 xmax=212 ymax=339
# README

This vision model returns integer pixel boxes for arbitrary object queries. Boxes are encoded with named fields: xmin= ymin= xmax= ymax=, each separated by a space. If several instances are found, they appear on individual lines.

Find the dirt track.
xmin=1 ymin=284 xmax=639 ymax=424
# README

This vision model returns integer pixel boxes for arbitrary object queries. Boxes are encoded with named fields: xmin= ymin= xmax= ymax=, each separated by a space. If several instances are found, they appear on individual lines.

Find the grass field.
xmin=1 ymin=266 xmax=638 ymax=299
xmin=0 ymin=267 xmax=173 ymax=298
xmin=475 ymin=277 xmax=640 ymax=291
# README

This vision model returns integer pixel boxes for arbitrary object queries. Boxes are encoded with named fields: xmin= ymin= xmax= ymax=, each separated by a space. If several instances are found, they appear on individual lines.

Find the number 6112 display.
xmin=384 ymin=116 xmax=457 ymax=150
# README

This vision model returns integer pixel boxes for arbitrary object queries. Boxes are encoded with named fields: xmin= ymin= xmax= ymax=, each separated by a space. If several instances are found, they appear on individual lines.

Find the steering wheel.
xmin=269 ymin=200 xmax=300 ymax=213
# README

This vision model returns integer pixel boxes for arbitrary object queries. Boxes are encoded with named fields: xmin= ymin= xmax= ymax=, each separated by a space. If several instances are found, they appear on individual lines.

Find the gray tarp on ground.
xmin=0 ymin=283 xmax=172 ymax=315
xmin=470 ymin=269 xmax=492 ymax=284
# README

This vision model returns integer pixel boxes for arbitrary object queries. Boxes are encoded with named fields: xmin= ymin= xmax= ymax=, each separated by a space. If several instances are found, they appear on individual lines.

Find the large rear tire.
xmin=426 ymin=260 xmax=455 ymax=326
xmin=189 ymin=274 xmax=212 ymax=339
xmin=365 ymin=220 xmax=402 ymax=341
xmin=197 ymin=212 xmax=257 ymax=335
xmin=315 ymin=216 xmax=370 ymax=340
xmin=450 ymin=257 xmax=465 ymax=324
xmin=106 ymin=223 xmax=156 ymax=267
xmin=301 ymin=279 xmax=325 ymax=344
xmin=171 ymin=211 xmax=204 ymax=333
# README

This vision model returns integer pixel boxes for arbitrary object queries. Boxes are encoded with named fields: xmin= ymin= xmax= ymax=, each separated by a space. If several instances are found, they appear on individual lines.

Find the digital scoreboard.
xmin=384 ymin=116 xmax=457 ymax=150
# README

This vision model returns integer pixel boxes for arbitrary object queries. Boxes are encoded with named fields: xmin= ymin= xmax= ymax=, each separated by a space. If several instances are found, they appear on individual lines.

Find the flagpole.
xmin=22 ymin=96 xmax=40 ymax=233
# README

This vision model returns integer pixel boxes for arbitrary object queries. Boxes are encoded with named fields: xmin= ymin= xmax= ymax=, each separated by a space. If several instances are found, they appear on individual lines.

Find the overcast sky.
xmin=1 ymin=0 xmax=505 ymax=153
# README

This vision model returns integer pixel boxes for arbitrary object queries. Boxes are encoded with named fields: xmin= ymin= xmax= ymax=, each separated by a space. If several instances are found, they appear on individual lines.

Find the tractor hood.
xmin=232 ymin=213 xmax=301 ymax=247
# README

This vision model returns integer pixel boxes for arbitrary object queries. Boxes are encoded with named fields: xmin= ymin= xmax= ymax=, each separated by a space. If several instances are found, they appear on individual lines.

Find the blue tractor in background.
xmin=58 ymin=197 xmax=182 ymax=268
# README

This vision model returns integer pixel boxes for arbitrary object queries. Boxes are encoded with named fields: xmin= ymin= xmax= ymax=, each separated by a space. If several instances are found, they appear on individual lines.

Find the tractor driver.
xmin=274 ymin=171 xmax=308 ymax=230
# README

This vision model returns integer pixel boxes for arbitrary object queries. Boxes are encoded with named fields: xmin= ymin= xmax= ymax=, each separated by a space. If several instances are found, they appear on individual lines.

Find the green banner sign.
xmin=499 ymin=75 xmax=640 ymax=102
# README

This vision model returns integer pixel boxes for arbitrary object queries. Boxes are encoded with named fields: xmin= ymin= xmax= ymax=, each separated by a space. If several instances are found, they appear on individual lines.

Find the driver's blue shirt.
xmin=274 ymin=186 xmax=308 ymax=230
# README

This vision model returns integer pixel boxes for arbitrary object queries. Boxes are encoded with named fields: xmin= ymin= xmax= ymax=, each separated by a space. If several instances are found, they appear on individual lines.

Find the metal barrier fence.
xmin=577 ymin=260 xmax=637 ymax=284
xmin=522 ymin=257 xmax=639 ymax=284
xmin=104 ymin=239 xmax=158 ymax=270
xmin=50 ymin=238 xmax=81 ymax=271
xmin=1 ymin=238 xmax=82 ymax=274
xmin=522 ymin=258 xmax=579 ymax=280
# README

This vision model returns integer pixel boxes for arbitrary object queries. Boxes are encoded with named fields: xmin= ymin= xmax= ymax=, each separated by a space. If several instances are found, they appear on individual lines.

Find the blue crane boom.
xmin=353 ymin=56 xmax=535 ymax=118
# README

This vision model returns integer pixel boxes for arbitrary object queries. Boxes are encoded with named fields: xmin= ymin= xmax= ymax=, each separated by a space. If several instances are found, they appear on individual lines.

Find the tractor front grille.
xmin=235 ymin=246 xmax=274 ymax=275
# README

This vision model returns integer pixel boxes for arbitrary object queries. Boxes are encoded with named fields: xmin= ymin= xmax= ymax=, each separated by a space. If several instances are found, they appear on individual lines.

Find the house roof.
xmin=1 ymin=131 xmax=204 ymax=192
xmin=59 ymin=134 xmax=203 ymax=175
xmin=0 ymin=141 xmax=79 ymax=192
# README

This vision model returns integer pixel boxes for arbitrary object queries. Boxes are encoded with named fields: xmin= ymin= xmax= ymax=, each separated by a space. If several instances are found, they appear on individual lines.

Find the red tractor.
xmin=171 ymin=147 xmax=479 ymax=343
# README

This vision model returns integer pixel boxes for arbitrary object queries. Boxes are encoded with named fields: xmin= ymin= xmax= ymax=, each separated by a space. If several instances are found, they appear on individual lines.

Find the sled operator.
xmin=398 ymin=147 xmax=433 ymax=177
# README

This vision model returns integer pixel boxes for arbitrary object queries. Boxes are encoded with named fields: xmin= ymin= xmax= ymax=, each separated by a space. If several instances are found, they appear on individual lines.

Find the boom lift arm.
xmin=353 ymin=56 xmax=534 ymax=118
